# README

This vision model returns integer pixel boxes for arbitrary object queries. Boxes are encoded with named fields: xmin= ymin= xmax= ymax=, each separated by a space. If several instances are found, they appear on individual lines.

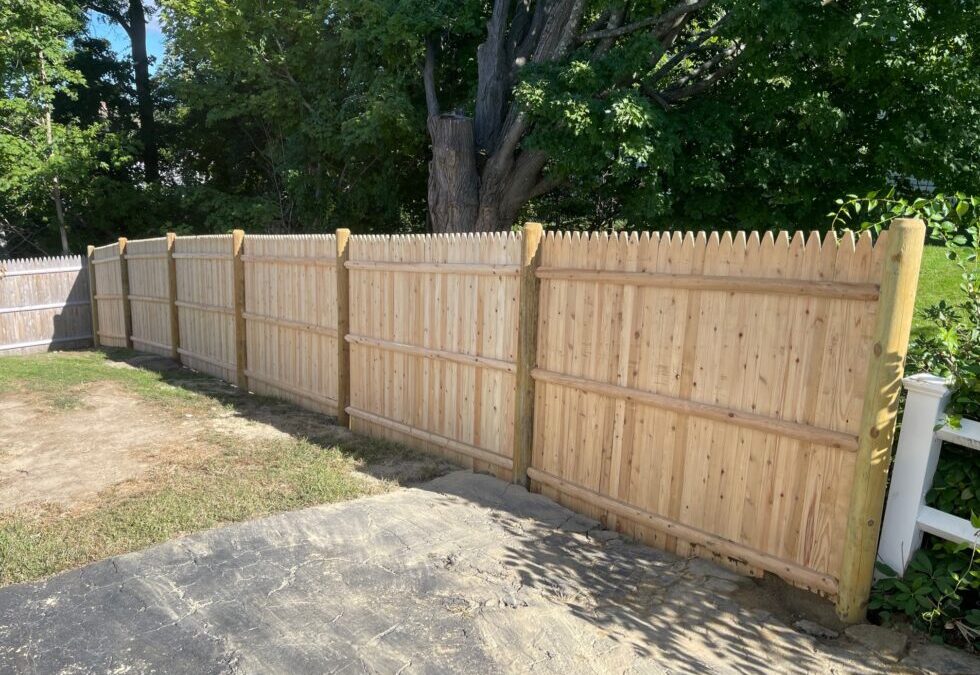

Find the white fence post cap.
xmin=903 ymin=372 xmax=951 ymax=397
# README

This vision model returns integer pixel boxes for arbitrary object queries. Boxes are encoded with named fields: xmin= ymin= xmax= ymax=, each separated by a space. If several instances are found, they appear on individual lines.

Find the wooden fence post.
xmin=336 ymin=228 xmax=351 ymax=426
xmin=118 ymin=237 xmax=133 ymax=349
xmin=837 ymin=217 xmax=926 ymax=622
xmin=86 ymin=245 xmax=100 ymax=349
xmin=166 ymin=232 xmax=181 ymax=362
xmin=512 ymin=222 xmax=544 ymax=486
xmin=232 ymin=229 xmax=248 ymax=389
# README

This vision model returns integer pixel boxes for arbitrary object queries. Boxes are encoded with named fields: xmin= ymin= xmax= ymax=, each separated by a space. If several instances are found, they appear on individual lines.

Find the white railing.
xmin=878 ymin=373 xmax=980 ymax=575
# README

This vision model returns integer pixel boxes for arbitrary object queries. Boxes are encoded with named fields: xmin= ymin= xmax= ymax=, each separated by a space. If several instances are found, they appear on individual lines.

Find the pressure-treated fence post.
xmin=232 ymin=229 xmax=248 ymax=389
xmin=86 ymin=245 xmax=100 ymax=349
xmin=512 ymin=222 xmax=544 ymax=486
xmin=118 ymin=237 xmax=133 ymax=349
xmin=336 ymin=228 xmax=351 ymax=427
xmin=837 ymin=217 xmax=926 ymax=623
xmin=166 ymin=232 xmax=181 ymax=362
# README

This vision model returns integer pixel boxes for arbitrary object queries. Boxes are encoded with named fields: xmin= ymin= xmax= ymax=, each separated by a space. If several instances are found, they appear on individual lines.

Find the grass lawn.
xmin=913 ymin=244 xmax=964 ymax=330
xmin=0 ymin=350 xmax=447 ymax=586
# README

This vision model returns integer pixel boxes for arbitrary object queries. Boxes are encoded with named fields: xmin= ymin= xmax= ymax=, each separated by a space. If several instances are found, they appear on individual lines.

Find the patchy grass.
xmin=0 ymin=349 xmax=206 ymax=410
xmin=0 ymin=351 xmax=450 ymax=587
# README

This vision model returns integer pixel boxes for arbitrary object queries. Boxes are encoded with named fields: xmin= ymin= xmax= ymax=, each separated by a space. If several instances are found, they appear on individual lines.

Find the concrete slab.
xmin=0 ymin=471 xmax=972 ymax=673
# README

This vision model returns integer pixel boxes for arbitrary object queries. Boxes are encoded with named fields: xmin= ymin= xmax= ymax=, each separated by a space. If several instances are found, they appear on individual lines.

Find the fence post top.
xmin=889 ymin=217 xmax=926 ymax=233
xmin=903 ymin=372 xmax=951 ymax=396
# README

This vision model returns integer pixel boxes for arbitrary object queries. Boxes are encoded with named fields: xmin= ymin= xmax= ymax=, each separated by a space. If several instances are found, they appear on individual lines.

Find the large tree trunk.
xmin=427 ymin=115 xmax=481 ymax=233
xmin=127 ymin=1 xmax=159 ymax=182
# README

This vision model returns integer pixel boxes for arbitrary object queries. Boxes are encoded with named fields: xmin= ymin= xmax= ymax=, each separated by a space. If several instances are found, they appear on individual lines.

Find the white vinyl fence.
xmin=0 ymin=255 xmax=93 ymax=355
xmin=878 ymin=373 xmax=980 ymax=574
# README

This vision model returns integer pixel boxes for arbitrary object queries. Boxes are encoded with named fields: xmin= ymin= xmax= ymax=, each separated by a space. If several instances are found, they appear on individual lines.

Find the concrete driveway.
xmin=0 ymin=471 xmax=974 ymax=674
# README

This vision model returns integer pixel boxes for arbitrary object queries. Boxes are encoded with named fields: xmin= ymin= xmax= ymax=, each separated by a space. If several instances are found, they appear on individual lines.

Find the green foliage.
xmin=871 ymin=540 xmax=980 ymax=649
xmin=157 ymin=0 xmax=431 ymax=233
xmin=846 ymin=192 xmax=980 ymax=650
xmin=528 ymin=1 xmax=980 ymax=230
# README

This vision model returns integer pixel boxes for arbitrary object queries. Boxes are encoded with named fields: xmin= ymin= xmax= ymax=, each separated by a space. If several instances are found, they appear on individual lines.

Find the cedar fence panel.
xmin=243 ymin=234 xmax=338 ymax=414
xmin=91 ymin=242 xmax=129 ymax=348
xmin=173 ymin=235 xmax=236 ymax=381
xmin=126 ymin=237 xmax=174 ymax=357
xmin=528 ymin=229 xmax=897 ymax=599
xmin=0 ymin=255 xmax=92 ymax=354
xmin=346 ymin=233 xmax=522 ymax=480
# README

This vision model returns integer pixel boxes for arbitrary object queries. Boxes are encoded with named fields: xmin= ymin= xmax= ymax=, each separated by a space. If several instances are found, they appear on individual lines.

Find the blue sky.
xmin=86 ymin=6 xmax=167 ymax=73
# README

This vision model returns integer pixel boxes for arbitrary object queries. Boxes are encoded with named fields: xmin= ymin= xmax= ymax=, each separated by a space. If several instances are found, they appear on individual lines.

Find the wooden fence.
xmin=79 ymin=219 xmax=923 ymax=621
xmin=0 ymin=255 xmax=92 ymax=354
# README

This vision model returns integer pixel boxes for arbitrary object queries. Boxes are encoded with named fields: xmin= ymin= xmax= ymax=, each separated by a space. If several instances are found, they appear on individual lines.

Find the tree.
xmin=0 ymin=0 xmax=86 ymax=253
xmin=87 ymin=0 xmax=159 ymax=182
xmin=342 ymin=0 xmax=979 ymax=233
xmin=411 ymin=0 xmax=740 ymax=232
xmin=159 ymin=0 xmax=428 ymax=233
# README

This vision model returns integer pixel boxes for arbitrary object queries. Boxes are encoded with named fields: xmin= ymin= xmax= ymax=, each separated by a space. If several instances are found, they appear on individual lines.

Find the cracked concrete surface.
xmin=1 ymin=471 xmax=976 ymax=674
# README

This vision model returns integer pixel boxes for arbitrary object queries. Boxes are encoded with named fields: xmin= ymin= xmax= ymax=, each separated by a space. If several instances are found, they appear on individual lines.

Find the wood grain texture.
xmin=347 ymin=232 xmax=522 ymax=480
xmin=837 ymin=218 xmax=926 ymax=622
xmin=0 ymin=255 xmax=92 ymax=354
xmin=125 ymin=237 xmax=173 ymax=357
xmin=512 ymin=222 xmax=543 ymax=485
xmin=173 ymin=235 xmax=236 ymax=381
xmin=90 ymin=243 xmax=128 ymax=348
xmin=232 ymin=230 xmax=247 ymax=388
xmin=243 ymin=234 xmax=339 ymax=415
xmin=529 ymin=227 xmax=905 ymax=598
xmin=336 ymin=229 xmax=351 ymax=425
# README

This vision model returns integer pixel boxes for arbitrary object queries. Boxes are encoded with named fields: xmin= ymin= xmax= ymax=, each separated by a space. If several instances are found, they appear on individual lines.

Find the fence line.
xmin=0 ymin=255 xmax=92 ymax=353
xmin=39 ymin=217 xmax=922 ymax=622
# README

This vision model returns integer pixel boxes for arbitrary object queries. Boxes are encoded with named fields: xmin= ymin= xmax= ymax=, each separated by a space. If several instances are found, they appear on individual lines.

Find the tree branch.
xmin=87 ymin=2 xmax=132 ymax=35
xmin=578 ymin=16 xmax=659 ymax=43
xmin=648 ymin=14 xmax=730 ymax=84
xmin=423 ymin=37 xmax=441 ymax=118
xmin=652 ymin=0 xmax=714 ymax=38
xmin=578 ymin=0 xmax=714 ymax=43
xmin=659 ymin=45 xmax=743 ymax=102
xmin=528 ymin=172 xmax=563 ymax=200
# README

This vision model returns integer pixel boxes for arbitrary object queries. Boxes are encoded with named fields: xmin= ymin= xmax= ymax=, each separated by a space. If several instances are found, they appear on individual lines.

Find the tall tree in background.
xmin=0 ymin=0 xmax=84 ymax=253
xmin=419 ymin=0 xmax=741 ymax=232
xmin=87 ymin=0 xmax=158 ymax=181
xmin=346 ymin=0 xmax=980 ymax=233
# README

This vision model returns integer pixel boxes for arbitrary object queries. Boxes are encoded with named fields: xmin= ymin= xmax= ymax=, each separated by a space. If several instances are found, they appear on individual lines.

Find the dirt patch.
xmin=0 ymin=383 xmax=199 ymax=512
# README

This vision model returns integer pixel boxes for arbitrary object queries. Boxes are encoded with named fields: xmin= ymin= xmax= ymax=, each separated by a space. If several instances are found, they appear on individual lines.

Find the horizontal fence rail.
xmin=0 ymin=255 xmax=92 ymax=354
xmin=78 ymin=218 xmax=924 ymax=623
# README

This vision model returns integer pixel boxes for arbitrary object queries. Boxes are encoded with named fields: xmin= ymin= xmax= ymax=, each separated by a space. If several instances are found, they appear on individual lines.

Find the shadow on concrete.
xmin=74 ymin=348 xmax=899 ymax=674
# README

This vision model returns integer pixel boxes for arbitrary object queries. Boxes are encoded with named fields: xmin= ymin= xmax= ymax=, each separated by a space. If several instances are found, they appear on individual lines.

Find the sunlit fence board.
xmin=91 ymin=243 xmax=128 ymax=348
xmin=530 ymin=230 xmax=890 ymax=594
xmin=243 ymin=235 xmax=338 ymax=414
xmin=347 ymin=233 xmax=522 ymax=479
xmin=126 ymin=237 xmax=173 ymax=357
xmin=174 ymin=235 xmax=236 ymax=381
xmin=0 ymin=255 xmax=92 ymax=354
